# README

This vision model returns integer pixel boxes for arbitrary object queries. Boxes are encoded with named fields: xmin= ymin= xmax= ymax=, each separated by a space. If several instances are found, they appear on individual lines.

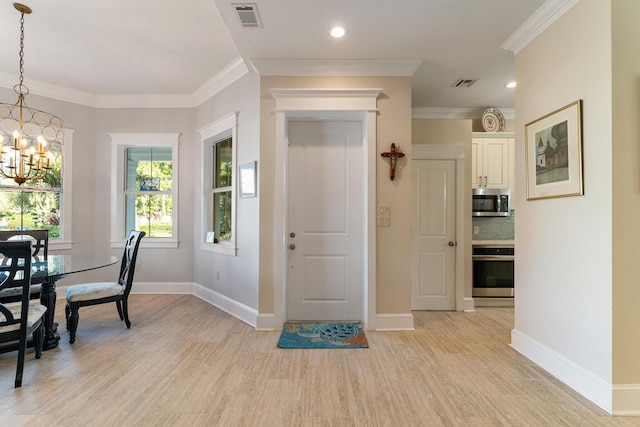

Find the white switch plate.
xmin=473 ymin=226 xmax=480 ymax=235
xmin=378 ymin=215 xmax=390 ymax=227
xmin=378 ymin=204 xmax=390 ymax=215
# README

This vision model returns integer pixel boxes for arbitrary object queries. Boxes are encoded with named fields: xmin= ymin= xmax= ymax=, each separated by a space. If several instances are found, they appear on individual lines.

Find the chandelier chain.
xmin=17 ymin=10 xmax=26 ymax=94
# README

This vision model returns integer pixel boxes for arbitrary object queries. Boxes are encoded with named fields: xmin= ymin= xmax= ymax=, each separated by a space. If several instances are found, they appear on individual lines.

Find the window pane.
xmin=0 ymin=190 xmax=60 ymax=237
xmin=125 ymin=194 xmax=173 ymax=238
xmin=126 ymin=148 xmax=173 ymax=191
xmin=214 ymin=138 xmax=232 ymax=189
xmin=213 ymin=191 xmax=231 ymax=241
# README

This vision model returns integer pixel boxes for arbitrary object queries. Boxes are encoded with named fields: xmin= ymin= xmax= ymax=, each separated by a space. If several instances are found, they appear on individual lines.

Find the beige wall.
xmin=259 ymin=76 xmax=413 ymax=317
xmin=612 ymin=0 xmax=640 ymax=387
xmin=412 ymin=119 xmax=473 ymax=298
xmin=513 ymin=0 xmax=614 ymax=410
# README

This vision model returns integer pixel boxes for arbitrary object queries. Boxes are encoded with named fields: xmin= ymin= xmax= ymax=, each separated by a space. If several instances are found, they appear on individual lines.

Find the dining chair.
xmin=0 ymin=240 xmax=46 ymax=387
xmin=0 ymin=229 xmax=49 ymax=304
xmin=65 ymin=230 xmax=145 ymax=344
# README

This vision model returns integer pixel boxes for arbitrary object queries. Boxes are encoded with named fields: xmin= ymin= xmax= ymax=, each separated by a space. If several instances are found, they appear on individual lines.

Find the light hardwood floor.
xmin=0 ymin=294 xmax=638 ymax=426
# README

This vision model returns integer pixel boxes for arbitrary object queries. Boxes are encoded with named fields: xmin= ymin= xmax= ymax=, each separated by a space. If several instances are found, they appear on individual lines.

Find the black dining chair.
xmin=0 ymin=229 xmax=49 ymax=304
xmin=65 ymin=230 xmax=145 ymax=344
xmin=0 ymin=240 xmax=46 ymax=387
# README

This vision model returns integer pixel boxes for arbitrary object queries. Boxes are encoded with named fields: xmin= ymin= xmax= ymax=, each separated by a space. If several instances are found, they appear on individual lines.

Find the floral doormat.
xmin=277 ymin=322 xmax=369 ymax=348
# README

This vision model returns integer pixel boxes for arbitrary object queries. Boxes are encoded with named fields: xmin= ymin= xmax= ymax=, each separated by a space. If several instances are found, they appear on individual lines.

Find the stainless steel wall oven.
xmin=472 ymin=244 xmax=514 ymax=297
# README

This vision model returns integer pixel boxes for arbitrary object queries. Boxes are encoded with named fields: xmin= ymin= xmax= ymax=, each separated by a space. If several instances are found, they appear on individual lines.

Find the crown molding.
xmin=412 ymin=107 xmax=515 ymax=120
xmin=192 ymin=57 xmax=249 ymax=107
xmin=500 ymin=0 xmax=581 ymax=54
xmin=0 ymin=57 xmax=250 ymax=109
xmin=252 ymin=59 xmax=421 ymax=77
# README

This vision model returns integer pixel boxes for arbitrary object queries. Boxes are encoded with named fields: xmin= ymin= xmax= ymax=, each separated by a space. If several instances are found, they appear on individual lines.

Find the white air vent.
xmin=232 ymin=3 xmax=262 ymax=28
xmin=452 ymin=78 xmax=479 ymax=88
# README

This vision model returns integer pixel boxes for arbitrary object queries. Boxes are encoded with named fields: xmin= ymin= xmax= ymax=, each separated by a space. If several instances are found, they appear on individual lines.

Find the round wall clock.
xmin=482 ymin=108 xmax=505 ymax=132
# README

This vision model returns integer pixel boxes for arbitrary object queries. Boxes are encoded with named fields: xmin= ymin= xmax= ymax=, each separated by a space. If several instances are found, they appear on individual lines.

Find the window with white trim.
xmin=0 ymin=129 xmax=73 ymax=250
xmin=110 ymin=133 xmax=179 ymax=249
xmin=199 ymin=112 xmax=237 ymax=256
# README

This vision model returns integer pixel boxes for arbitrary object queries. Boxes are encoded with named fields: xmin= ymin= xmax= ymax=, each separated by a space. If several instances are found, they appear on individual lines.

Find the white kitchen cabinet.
xmin=472 ymin=133 xmax=513 ymax=190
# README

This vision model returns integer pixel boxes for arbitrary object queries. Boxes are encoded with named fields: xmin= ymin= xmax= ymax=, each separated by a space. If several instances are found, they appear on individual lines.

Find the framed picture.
xmin=525 ymin=100 xmax=583 ymax=200
xmin=239 ymin=161 xmax=257 ymax=198
xmin=205 ymin=231 xmax=215 ymax=244
xmin=140 ymin=177 xmax=160 ymax=191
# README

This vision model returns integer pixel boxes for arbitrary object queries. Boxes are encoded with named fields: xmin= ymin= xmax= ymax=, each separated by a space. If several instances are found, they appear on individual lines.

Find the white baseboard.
xmin=256 ymin=313 xmax=276 ymax=331
xmin=192 ymin=284 xmax=258 ymax=328
xmin=375 ymin=313 xmax=415 ymax=331
xmin=463 ymin=297 xmax=476 ymax=312
xmin=613 ymin=384 xmax=640 ymax=415
xmin=511 ymin=328 xmax=612 ymax=414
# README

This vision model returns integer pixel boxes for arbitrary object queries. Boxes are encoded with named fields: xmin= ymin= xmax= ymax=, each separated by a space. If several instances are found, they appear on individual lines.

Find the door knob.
xmin=290 ymin=232 xmax=296 ymax=238
xmin=289 ymin=243 xmax=296 ymax=250
xmin=448 ymin=241 xmax=456 ymax=247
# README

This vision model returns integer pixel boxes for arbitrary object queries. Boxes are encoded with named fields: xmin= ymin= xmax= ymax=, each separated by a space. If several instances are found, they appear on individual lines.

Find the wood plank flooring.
xmin=0 ymin=294 xmax=638 ymax=426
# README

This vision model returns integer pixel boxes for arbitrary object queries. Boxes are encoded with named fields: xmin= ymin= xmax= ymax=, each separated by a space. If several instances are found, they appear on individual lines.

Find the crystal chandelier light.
xmin=0 ymin=3 xmax=64 ymax=186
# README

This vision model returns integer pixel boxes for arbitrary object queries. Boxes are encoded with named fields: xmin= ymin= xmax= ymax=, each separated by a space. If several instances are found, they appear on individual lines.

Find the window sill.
xmin=111 ymin=239 xmax=179 ymax=249
xmin=49 ymin=240 xmax=73 ymax=251
xmin=201 ymin=242 xmax=237 ymax=256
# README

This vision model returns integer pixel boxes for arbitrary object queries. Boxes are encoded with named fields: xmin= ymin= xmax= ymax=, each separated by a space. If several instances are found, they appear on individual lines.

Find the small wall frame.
xmin=239 ymin=161 xmax=257 ymax=198
xmin=525 ymin=100 xmax=583 ymax=200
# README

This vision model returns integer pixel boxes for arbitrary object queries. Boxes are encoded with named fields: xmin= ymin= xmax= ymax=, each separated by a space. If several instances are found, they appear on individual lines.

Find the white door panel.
xmin=287 ymin=120 xmax=363 ymax=321
xmin=412 ymin=159 xmax=456 ymax=310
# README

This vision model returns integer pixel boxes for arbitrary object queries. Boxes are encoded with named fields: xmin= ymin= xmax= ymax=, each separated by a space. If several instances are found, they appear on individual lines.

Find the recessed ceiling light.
xmin=506 ymin=81 xmax=517 ymax=88
xmin=330 ymin=26 xmax=346 ymax=38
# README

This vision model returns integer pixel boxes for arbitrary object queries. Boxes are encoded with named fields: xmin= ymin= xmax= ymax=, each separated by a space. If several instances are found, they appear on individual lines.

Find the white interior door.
xmin=412 ymin=159 xmax=456 ymax=310
xmin=287 ymin=120 xmax=363 ymax=321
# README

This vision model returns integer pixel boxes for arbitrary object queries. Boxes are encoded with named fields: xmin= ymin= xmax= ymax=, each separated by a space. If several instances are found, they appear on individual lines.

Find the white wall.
xmin=193 ymin=70 xmax=261 ymax=311
xmin=512 ymin=0 xmax=613 ymax=411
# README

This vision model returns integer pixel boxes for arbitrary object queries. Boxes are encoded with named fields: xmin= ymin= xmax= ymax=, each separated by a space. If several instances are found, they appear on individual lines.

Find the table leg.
xmin=40 ymin=278 xmax=60 ymax=350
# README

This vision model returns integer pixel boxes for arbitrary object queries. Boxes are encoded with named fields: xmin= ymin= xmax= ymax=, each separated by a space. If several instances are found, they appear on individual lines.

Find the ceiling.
xmin=0 ymin=0 xmax=548 ymax=110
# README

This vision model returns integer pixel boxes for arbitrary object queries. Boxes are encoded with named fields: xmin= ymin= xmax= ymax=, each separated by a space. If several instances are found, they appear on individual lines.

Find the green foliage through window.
xmin=125 ymin=148 xmax=173 ymax=238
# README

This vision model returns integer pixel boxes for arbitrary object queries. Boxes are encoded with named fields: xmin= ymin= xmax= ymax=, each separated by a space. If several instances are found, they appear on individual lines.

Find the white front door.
xmin=411 ymin=159 xmax=457 ymax=310
xmin=287 ymin=120 xmax=363 ymax=321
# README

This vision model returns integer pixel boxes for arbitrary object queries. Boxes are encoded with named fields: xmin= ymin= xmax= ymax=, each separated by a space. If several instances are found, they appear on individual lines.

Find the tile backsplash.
xmin=472 ymin=210 xmax=514 ymax=240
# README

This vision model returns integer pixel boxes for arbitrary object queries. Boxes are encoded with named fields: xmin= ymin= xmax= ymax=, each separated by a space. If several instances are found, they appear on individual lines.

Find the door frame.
xmin=271 ymin=88 xmax=381 ymax=329
xmin=411 ymin=144 xmax=470 ymax=311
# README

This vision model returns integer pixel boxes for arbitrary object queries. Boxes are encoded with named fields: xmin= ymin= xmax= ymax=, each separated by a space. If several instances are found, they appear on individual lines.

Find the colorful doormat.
xmin=277 ymin=322 xmax=369 ymax=348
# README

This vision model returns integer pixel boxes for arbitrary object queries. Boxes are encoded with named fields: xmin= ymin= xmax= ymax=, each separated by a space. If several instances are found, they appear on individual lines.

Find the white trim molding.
xmin=511 ymin=328 xmax=613 ymax=414
xmin=613 ymin=384 xmax=640 ymax=416
xmin=271 ymin=88 xmax=380 ymax=331
xmin=193 ymin=284 xmax=258 ymax=328
xmin=0 ymin=57 xmax=249 ymax=109
xmin=500 ymin=0 xmax=581 ymax=54
xmin=375 ymin=313 xmax=415 ymax=331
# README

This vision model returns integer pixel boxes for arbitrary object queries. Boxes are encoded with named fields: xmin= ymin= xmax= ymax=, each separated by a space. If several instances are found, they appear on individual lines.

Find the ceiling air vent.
xmin=232 ymin=3 xmax=262 ymax=29
xmin=452 ymin=78 xmax=479 ymax=88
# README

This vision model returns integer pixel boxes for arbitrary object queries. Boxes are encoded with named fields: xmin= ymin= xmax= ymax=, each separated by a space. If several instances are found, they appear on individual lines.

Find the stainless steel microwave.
xmin=472 ymin=188 xmax=510 ymax=217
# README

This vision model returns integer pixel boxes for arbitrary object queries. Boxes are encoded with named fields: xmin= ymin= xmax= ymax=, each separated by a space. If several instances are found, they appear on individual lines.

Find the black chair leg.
xmin=122 ymin=299 xmax=131 ymax=329
xmin=65 ymin=303 xmax=70 ymax=330
xmin=68 ymin=303 xmax=79 ymax=344
xmin=33 ymin=322 xmax=45 ymax=359
xmin=15 ymin=335 xmax=27 ymax=387
xmin=116 ymin=300 xmax=124 ymax=321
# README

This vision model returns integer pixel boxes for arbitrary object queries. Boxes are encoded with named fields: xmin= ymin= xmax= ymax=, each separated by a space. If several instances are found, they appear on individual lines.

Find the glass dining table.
xmin=33 ymin=254 xmax=119 ymax=350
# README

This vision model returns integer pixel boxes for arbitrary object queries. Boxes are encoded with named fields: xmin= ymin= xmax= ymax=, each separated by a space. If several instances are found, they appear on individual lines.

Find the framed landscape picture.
xmin=525 ymin=100 xmax=583 ymax=200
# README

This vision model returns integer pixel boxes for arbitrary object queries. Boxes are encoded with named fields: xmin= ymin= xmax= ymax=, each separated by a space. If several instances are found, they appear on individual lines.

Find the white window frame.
xmin=199 ymin=112 xmax=238 ymax=256
xmin=109 ymin=133 xmax=180 ymax=249
xmin=0 ymin=128 xmax=74 ymax=250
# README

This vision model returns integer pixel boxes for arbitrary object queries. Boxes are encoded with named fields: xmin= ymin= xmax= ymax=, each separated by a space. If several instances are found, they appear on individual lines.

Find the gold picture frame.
xmin=525 ymin=100 xmax=583 ymax=200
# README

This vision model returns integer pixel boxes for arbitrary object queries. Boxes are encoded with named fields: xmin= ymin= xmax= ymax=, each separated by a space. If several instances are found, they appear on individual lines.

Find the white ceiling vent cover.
xmin=452 ymin=78 xmax=479 ymax=88
xmin=232 ymin=3 xmax=262 ymax=29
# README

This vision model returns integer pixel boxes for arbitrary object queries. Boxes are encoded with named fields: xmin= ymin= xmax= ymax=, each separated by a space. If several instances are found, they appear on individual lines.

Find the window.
xmin=0 ymin=129 xmax=73 ymax=250
xmin=125 ymin=147 xmax=173 ymax=238
xmin=212 ymin=137 xmax=232 ymax=241
xmin=199 ymin=112 xmax=237 ymax=256
xmin=110 ymin=133 xmax=179 ymax=249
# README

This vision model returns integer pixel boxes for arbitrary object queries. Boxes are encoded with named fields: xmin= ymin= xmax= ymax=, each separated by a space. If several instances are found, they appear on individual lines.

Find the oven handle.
xmin=472 ymin=256 xmax=514 ymax=261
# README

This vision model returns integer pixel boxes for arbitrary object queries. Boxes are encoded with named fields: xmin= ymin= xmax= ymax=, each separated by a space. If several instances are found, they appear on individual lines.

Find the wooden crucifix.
xmin=380 ymin=143 xmax=405 ymax=181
